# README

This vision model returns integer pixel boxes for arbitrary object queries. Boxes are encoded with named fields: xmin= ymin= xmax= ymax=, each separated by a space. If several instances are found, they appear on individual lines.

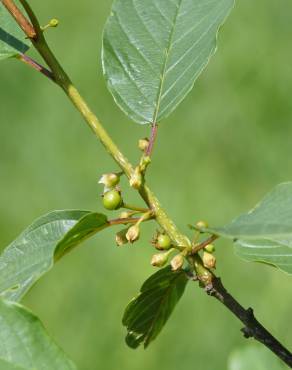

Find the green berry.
xmin=157 ymin=234 xmax=172 ymax=250
xmin=102 ymin=190 xmax=122 ymax=210
xmin=204 ymin=244 xmax=215 ymax=253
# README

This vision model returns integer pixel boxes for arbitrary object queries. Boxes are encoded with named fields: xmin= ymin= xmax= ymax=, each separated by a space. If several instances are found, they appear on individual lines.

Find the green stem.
xmin=4 ymin=0 xmax=211 ymax=282
xmin=122 ymin=203 xmax=149 ymax=213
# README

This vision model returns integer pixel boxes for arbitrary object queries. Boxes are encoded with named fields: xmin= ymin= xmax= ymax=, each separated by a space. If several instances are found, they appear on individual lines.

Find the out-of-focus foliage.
xmin=228 ymin=345 xmax=286 ymax=370
xmin=0 ymin=0 xmax=292 ymax=369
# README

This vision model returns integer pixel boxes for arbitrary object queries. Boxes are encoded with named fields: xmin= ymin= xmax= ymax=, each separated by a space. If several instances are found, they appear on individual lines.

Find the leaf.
xmin=206 ymin=182 xmax=292 ymax=274
xmin=122 ymin=266 xmax=188 ymax=348
xmin=0 ymin=2 xmax=30 ymax=61
xmin=102 ymin=0 xmax=234 ymax=124
xmin=228 ymin=345 xmax=286 ymax=370
xmin=0 ymin=210 xmax=108 ymax=302
xmin=0 ymin=299 xmax=77 ymax=370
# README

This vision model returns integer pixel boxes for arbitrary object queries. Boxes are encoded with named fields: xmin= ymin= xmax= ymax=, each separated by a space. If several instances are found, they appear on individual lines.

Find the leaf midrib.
xmin=152 ymin=0 xmax=183 ymax=124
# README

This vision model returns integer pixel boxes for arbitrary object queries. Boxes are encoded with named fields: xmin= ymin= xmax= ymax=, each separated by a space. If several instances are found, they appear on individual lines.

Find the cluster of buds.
xmin=129 ymin=139 xmax=152 ymax=190
xmin=115 ymin=224 xmax=140 ymax=246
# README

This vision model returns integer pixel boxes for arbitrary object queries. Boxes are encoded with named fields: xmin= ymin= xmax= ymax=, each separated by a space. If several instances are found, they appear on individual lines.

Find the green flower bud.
xmin=49 ymin=18 xmax=59 ymax=27
xmin=170 ymin=254 xmax=184 ymax=271
xmin=151 ymin=251 xmax=169 ymax=267
xmin=204 ymin=244 xmax=215 ymax=253
xmin=203 ymin=252 xmax=216 ymax=269
xmin=156 ymin=233 xmax=172 ymax=250
xmin=102 ymin=189 xmax=122 ymax=210
xmin=99 ymin=173 xmax=120 ymax=191
xmin=126 ymin=224 xmax=140 ymax=243
xmin=196 ymin=220 xmax=209 ymax=230
xmin=119 ymin=211 xmax=132 ymax=219
xmin=138 ymin=138 xmax=149 ymax=152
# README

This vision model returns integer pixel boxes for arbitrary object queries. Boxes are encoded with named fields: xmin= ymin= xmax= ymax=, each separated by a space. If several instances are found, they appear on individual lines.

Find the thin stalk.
xmin=17 ymin=53 xmax=54 ymax=81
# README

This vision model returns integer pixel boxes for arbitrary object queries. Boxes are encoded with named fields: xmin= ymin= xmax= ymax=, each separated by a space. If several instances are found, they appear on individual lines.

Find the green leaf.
xmin=122 ymin=266 xmax=188 ymax=348
xmin=206 ymin=182 xmax=292 ymax=274
xmin=102 ymin=0 xmax=234 ymax=124
xmin=0 ymin=210 xmax=108 ymax=302
xmin=0 ymin=299 xmax=77 ymax=370
xmin=228 ymin=345 xmax=286 ymax=370
xmin=0 ymin=2 xmax=30 ymax=61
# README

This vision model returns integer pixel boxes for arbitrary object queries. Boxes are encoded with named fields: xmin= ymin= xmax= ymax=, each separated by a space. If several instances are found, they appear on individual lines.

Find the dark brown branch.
xmin=203 ymin=276 xmax=292 ymax=367
xmin=146 ymin=122 xmax=158 ymax=157
xmin=1 ymin=0 xmax=36 ymax=39
xmin=191 ymin=234 xmax=218 ymax=254
xmin=17 ymin=53 xmax=55 ymax=81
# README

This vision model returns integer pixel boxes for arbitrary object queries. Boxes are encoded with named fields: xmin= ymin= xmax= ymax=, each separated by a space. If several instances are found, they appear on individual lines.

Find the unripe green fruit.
xmin=157 ymin=234 xmax=172 ymax=250
xmin=204 ymin=244 xmax=215 ymax=253
xmin=102 ymin=190 xmax=122 ymax=210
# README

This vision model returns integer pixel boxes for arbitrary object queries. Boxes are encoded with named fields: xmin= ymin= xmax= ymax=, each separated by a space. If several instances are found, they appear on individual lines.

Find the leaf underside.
xmin=206 ymin=182 xmax=292 ymax=274
xmin=0 ymin=299 xmax=77 ymax=370
xmin=122 ymin=266 xmax=188 ymax=349
xmin=0 ymin=2 xmax=30 ymax=61
xmin=102 ymin=0 xmax=234 ymax=124
xmin=0 ymin=210 xmax=108 ymax=302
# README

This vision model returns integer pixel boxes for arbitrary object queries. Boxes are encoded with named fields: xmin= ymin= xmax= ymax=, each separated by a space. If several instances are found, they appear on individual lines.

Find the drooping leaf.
xmin=0 ymin=210 xmax=108 ymax=302
xmin=0 ymin=2 xmax=30 ymax=61
xmin=228 ymin=345 xmax=286 ymax=370
xmin=0 ymin=299 xmax=77 ymax=370
xmin=123 ymin=266 xmax=188 ymax=348
xmin=206 ymin=182 xmax=292 ymax=274
xmin=102 ymin=0 xmax=234 ymax=124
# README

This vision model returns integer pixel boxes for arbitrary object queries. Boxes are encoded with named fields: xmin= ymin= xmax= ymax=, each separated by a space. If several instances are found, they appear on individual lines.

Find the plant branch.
xmin=1 ymin=0 xmax=36 ymax=39
xmin=191 ymin=234 xmax=218 ymax=254
xmin=16 ymin=53 xmax=54 ymax=81
xmin=5 ymin=1 xmax=292 ymax=366
xmin=122 ymin=203 xmax=149 ymax=213
xmin=203 ymin=276 xmax=292 ymax=367
xmin=108 ymin=216 xmax=153 ymax=226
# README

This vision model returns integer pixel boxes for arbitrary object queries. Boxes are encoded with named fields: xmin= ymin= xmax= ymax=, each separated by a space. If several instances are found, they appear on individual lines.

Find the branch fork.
xmin=2 ymin=0 xmax=292 ymax=367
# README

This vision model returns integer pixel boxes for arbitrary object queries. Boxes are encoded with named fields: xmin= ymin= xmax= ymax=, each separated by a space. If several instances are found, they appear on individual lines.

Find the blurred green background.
xmin=1 ymin=0 xmax=292 ymax=369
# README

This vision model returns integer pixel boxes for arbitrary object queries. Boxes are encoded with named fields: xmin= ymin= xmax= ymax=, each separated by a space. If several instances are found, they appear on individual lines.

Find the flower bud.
xmin=126 ymin=224 xmax=140 ymax=243
xmin=204 ymin=244 xmax=215 ymax=253
xmin=115 ymin=228 xmax=129 ymax=246
xmin=49 ymin=18 xmax=59 ymax=27
xmin=138 ymin=138 xmax=149 ymax=152
xmin=170 ymin=254 xmax=184 ymax=271
xmin=196 ymin=220 xmax=209 ymax=230
xmin=203 ymin=252 xmax=216 ymax=269
xmin=119 ymin=211 xmax=132 ymax=219
xmin=129 ymin=167 xmax=142 ymax=189
xmin=99 ymin=173 xmax=120 ymax=192
xmin=151 ymin=251 xmax=170 ymax=267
